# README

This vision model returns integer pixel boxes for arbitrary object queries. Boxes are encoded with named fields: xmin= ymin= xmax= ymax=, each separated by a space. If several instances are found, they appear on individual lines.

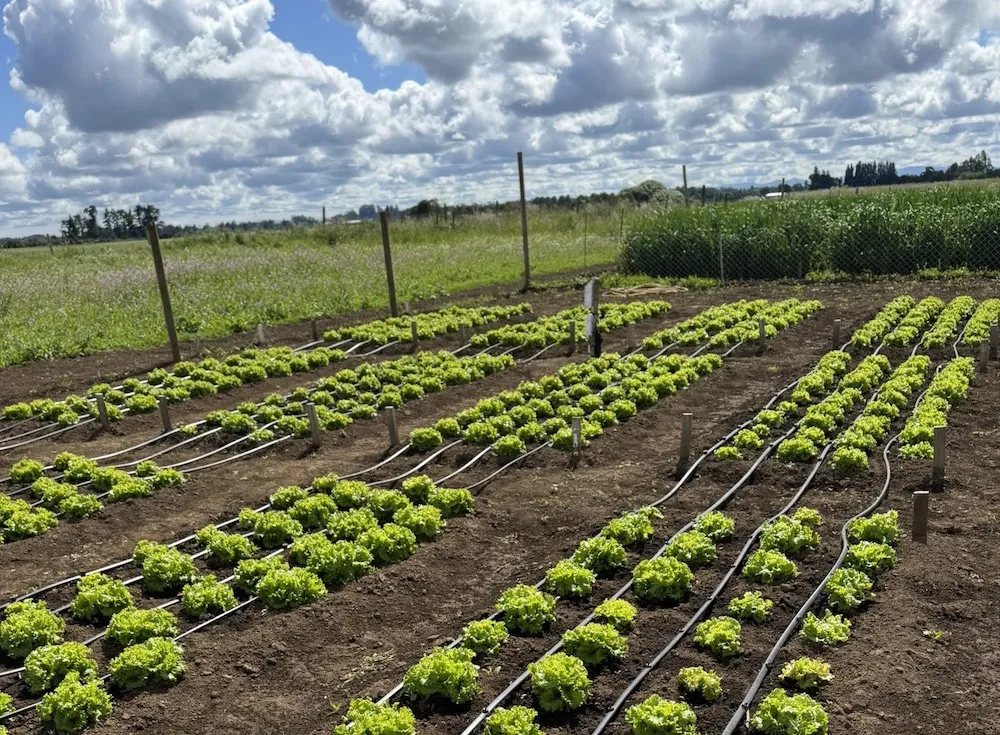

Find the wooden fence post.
xmin=990 ymin=324 xmax=998 ymax=360
xmin=158 ymin=397 xmax=172 ymax=434
xmin=832 ymin=319 xmax=842 ymax=350
xmin=680 ymin=413 xmax=693 ymax=467
xmin=682 ymin=165 xmax=689 ymax=207
xmin=306 ymin=404 xmax=321 ymax=448
xmin=380 ymin=211 xmax=399 ymax=317
xmin=145 ymin=224 xmax=182 ymax=362
xmin=95 ymin=395 xmax=111 ymax=431
xmin=912 ymin=491 xmax=929 ymax=543
xmin=517 ymin=152 xmax=531 ymax=290
xmin=932 ymin=426 xmax=946 ymax=490
xmin=384 ymin=407 xmax=399 ymax=447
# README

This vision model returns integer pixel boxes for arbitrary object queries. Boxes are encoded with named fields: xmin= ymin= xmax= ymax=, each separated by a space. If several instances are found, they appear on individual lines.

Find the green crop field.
xmin=0 ymin=209 xmax=628 ymax=368
xmin=622 ymin=186 xmax=1000 ymax=281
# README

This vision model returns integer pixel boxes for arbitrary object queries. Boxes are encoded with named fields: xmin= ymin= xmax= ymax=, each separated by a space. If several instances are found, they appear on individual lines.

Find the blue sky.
xmin=0 ymin=0 xmax=997 ymax=236
xmin=0 ymin=0 xmax=423 ymax=141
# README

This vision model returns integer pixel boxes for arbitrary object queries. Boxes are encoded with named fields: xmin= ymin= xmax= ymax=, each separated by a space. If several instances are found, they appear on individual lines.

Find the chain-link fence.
xmin=617 ymin=185 xmax=1000 ymax=282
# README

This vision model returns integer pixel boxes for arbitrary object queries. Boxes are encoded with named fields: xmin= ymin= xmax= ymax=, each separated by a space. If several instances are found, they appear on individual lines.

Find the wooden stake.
xmin=979 ymin=342 xmax=989 ymax=374
xmin=458 ymin=325 xmax=468 ymax=344
xmin=932 ymin=425 xmax=946 ymax=490
xmin=583 ymin=212 xmax=588 ymax=268
xmin=322 ymin=206 xmax=326 ymax=226
xmin=619 ymin=208 xmax=625 ymax=241
xmin=380 ymin=211 xmax=399 ymax=317
xmin=626 ymin=323 xmax=637 ymax=351
xmin=256 ymin=323 xmax=265 ymax=345
xmin=757 ymin=319 xmax=766 ymax=355
xmin=158 ymin=398 xmax=171 ymax=434
xmin=912 ymin=491 xmax=929 ymax=543
xmin=306 ymin=403 xmax=321 ymax=448
xmin=680 ymin=413 xmax=693 ymax=466
xmin=832 ymin=319 xmax=842 ymax=350
xmin=990 ymin=324 xmax=999 ymax=360
xmin=145 ymin=224 xmax=181 ymax=362
xmin=311 ymin=319 xmax=319 ymax=341
xmin=567 ymin=320 xmax=576 ymax=355
xmin=410 ymin=319 xmax=419 ymax=351
xmin=682 ymin=165 xmax=689 ymax=207
xmin=571 ymin=416 xmax=582 ymax=455
xmin=194 ymin=335 xmax=202 ymax=355
xmin=95 ymin=395 xmax=111 ymax=431
xmin=517 ymin=152 xmax=531 ymax=290
xmin=384 ymin=407 xmax=399 ymax=447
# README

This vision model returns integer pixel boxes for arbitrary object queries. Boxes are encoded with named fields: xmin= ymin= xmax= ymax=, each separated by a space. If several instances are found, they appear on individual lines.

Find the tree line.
xmin=805 ymin=150 xmax=996 ymax=191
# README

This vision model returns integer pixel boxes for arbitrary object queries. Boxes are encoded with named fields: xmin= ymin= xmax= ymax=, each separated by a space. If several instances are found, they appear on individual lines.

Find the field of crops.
xmin=621 ymin=187 xmax=1000 ymax=280
xmin=0 ymin=208 xmax=626 ymax=369
xmin=0 ymin=279 xmax=998 ymax=735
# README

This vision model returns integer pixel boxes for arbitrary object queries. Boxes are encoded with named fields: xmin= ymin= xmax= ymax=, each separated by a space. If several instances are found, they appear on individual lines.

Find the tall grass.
xmin=0 ymin=207 xmax=631 ymax=368
xmin=621 ymin=187 xmax=1000 ymax=280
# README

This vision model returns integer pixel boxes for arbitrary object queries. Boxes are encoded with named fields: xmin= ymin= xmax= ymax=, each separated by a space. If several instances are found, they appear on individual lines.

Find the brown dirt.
xmin=2 ymin=279 xmax=999 ymax=735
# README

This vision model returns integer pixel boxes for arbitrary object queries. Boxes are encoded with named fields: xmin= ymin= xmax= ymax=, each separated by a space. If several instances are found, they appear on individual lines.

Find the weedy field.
xmin=0 ymin=278 xmax=997 ymax=735
xmin=0 ymin=208 xmax=629 ymax=369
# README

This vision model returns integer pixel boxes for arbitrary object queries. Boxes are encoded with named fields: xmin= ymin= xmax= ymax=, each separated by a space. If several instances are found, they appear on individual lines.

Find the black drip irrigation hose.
xmin=588 ymin=444 xmax=834 ymax=735
xmin=0 ymin=418 xmax=96 ymax=453
xmin=365 ymin=441 xmax=462 ymax=487
xmin=720 ymin=435 xmax=900 ymax=734
xmin=369 ymin=346 xmax=864 ymax=711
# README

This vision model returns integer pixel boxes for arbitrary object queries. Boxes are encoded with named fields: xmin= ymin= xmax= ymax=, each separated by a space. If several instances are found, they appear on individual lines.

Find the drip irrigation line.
xmin=432 ymin=445 xmax=496 ymax=486
xmin=158 ymin=423 xmax=281 ymax=472
xmin=721 ymin=435 xmax=901 ymax=734
xmin=166 ymin=435 xmax=291 ymax=476
xmin=341 ymin=340 xmax=373 ymax=356
xmin=102 ymin=425 xmax=218 ymax=466
xmin=0 ymin=419 xmax=95 ymax=453
xmin=588 ymin=443 xmax=834 ymax=735
xmin=339 ymin=443 xmax=414 ymax=480
xmin=466 ymin=442 xmax=552 ymax=494
xmin=366 ymin=441 xmax=463 ymax=487
xmin=372 ymin=347 xmax=872 ymax=710
xmin=519 ymin=342 xmax=560 ymax=363
xmin=89 ymin=424 xmax=203 ymax=463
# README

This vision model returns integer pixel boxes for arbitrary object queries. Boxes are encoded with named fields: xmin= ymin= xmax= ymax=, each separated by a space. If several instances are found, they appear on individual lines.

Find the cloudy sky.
xmin=0 ymin=0 xmax=998 ymax=235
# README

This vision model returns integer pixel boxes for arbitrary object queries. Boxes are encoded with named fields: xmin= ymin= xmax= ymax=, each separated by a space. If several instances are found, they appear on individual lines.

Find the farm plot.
xmin=0 ymin=280 xmax=998 ymax=735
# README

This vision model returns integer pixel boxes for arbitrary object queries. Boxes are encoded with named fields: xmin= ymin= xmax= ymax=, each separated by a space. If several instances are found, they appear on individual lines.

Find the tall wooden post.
xmin=146 ymin=224 xmax=182 ymax=362
xmin=682 ymin=165 xmax=689 ymax=207
xmin=517 ymin=152 xmax=531 ymax=290
xmin=380 ymin=211 xmax=399 ymax=317
xmin=322 ymin=206 xmax=326 ymax=225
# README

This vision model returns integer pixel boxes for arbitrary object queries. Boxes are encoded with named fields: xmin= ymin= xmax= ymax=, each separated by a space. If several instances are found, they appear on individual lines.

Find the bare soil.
xmin=2 ymin=278 xmax=998 ymax=735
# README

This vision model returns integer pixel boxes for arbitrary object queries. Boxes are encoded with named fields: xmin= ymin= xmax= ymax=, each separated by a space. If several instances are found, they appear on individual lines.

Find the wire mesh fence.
xmin=617 ymin=185 xmax=1000 ymax=282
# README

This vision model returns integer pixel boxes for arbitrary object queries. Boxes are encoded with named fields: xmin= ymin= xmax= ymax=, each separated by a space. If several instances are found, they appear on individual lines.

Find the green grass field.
xmin=0 ymin=208 xmax=628 ymax=368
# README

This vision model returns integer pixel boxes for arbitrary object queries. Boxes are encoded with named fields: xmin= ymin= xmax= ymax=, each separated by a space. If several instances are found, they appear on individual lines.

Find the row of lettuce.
xmin=0 ymin=472 xmax=475 ymax=734
xmin=327 ymin=501 xmax=902 ymax=735
xmin=0 ymin=298 xmax=820 ymax=551
xmin=1 ymin=304 xmax=532 ymax=425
